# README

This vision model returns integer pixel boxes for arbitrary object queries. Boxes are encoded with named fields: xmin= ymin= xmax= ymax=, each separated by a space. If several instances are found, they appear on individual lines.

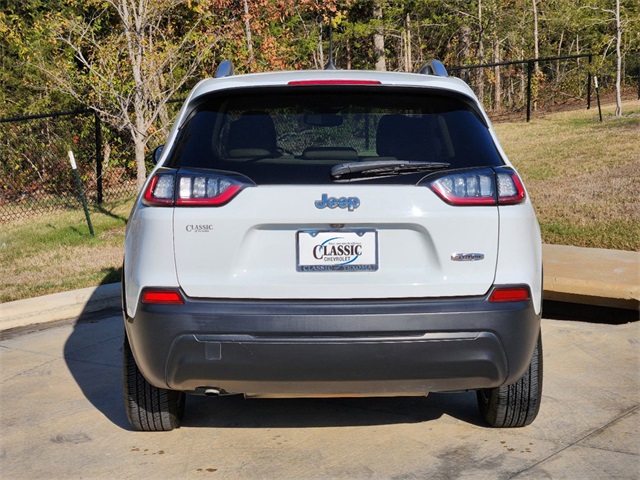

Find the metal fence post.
xmin=526 ymin=61 xmax=533 ymax=122
xmin=94 ymin=111 xmax=103 ymax=204
xmin=587 ymin=54 xmax=592 ymax=110
xmin=594 ymin=76 xmax=603 ymax=122
xmin=0 ymin=108 xmax=139 ymax=222
xmin=637 ymin=53 xmax=640 ymax=100
xmin=68 ymin=150 xmax=95 ymax=236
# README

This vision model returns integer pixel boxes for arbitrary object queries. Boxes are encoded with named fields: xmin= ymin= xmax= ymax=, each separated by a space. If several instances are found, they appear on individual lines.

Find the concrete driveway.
xmin=1 ymin=311 xmax=638 ymax=479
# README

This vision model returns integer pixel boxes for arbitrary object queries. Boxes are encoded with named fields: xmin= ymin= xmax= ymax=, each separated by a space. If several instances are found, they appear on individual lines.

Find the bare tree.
xmin=614 ymin=0 xmax=622 ymax=116
xmin=493 ymin=36 xmax=502 ymax=112
xmin=580 ymin=0 xmax=626 ymax=117
xmin=43 ymin=0 xmax=217 ymax=192
xmin=373 ymin=0 xmax=386 ymax=71
xmin=532 ymin=0 xmax=540 ymax=68
xmin=243 ymin=0 xmax=255 ymax=66
xmin=477 ymin=0 xmax=485 ymax=104
xmin=532 ymin=0 xmax=540 ymax=111
xmin=404 ymin=13 xmax=412 ymax=72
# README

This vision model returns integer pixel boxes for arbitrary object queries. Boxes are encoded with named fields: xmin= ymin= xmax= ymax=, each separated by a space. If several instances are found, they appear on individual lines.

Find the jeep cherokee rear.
xmin=122 ymin=61 xmax=543 ymax=431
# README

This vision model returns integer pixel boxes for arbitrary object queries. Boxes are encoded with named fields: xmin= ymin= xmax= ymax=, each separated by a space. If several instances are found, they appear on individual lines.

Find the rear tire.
xmin=123 ymin=334 xmax=185 ymax=431
xmin=477 ymin=332 xmax=542 ymax=427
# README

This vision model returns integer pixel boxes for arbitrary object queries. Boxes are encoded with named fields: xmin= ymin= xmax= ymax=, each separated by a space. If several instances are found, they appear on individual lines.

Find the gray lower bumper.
xmin=124 ymin=289 xmax=540 ymax=395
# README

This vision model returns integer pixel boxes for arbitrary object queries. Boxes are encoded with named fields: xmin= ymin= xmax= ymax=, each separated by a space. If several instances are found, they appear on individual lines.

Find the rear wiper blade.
xmin=331 ymin=160 xmax=450 ymax=181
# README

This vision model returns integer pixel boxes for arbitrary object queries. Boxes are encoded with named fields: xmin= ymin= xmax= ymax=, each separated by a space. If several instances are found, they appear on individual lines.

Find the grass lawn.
xmin=0 ymin=198 xmax=131 ymax=303
xmin=495 ymin=99 xmax=639 ymax=251
xmin=1 ymin=99 xmax=638 ymax=303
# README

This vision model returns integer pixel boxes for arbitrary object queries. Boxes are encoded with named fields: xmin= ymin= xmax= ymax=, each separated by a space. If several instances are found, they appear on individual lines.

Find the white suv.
xmin=122 ymin=60 xmax=543 ymax=431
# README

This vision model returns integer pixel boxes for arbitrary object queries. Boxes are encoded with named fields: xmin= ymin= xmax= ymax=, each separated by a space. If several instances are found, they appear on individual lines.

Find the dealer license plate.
xmin=296 ymin=230 xmax=378 ymax=272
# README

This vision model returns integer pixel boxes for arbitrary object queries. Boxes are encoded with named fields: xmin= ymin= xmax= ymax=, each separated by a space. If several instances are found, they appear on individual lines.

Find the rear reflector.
xmin=288 ymin=80 xmax=381 ymax=86
xmin=141 ymin=290 xmax=184 ymax=305
xmin=489 ymin=287 xmax=530 ymax=303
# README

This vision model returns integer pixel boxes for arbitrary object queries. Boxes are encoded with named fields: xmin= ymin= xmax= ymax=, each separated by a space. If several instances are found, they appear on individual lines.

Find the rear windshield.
xmin=165 ymin=86 xmax=504 ymax=184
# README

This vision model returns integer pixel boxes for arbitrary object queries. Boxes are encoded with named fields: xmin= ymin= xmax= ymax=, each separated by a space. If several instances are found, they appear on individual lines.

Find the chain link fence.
xmin=0 ymin=110 xmax=137 ymax=222
xmin=449 ymin=53 xmax=638 ymax=121
xmin=2 ymin=54 xmax=636 ymax=223
xmin=450 ymin=54 xmax=597 ymax=121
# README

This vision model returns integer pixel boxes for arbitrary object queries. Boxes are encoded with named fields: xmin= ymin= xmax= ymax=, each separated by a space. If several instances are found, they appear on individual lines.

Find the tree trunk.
xmin=133 ymin=108 xmax=148 ymax=194
xmin=373 ymin=0 xmax=386 ymax=71
xmin=459 ymin=25 xmax=471 ymax=84
xmin=400 ymin=31 xmax=406 ymax=71
xmin=134 ymin=141 xmax=146 ymax=192
xmin=406 ymin=13 xmax=412 ymax=72
xmin=243 ymin=0 xmax=254 ymax=66
xmin=615 ymin=0 xmax=623 ymax=116
xmin=494 ymin=38 xmax=501 ymax=112
xmin=532 ymin=0 xmax=539 ymax=67
xmin=532 ymin=0 xmax=540 ymax=111
xmin=125 ymin=5 xmax=148 ymax=193
xmin=557 ymin=30 xmax=564 ymax=79
xmin=477 ymin=0 xmax=484 ymax=104
xmin=520 ymin=47 xmax=526 ymax=105
xmin=318 ymin=27 xmax=324 ymax=68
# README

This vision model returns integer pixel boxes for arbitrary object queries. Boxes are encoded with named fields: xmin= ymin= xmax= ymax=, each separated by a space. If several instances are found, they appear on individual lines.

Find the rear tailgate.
xmin=173 ymin=185 xmax=498 ymax=299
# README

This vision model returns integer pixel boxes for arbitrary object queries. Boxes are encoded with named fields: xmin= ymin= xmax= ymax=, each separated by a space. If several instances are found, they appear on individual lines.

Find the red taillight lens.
xmin=489 ymin=287 xmax=530 ymax=302
xmin=142 ymin=170 xmax=248 ymax=207
xmin=426 ymin=167 xmax=526 ymax=206
xmin=141 ymin=289 xmax=184 ymax=305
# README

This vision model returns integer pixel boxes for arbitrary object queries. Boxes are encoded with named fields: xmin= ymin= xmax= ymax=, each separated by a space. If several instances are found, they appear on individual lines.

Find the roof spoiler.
xmin=418 ymin=59 xmax=448 ymax=77
xmin=215 ymin=60 xmax=234 ymax=78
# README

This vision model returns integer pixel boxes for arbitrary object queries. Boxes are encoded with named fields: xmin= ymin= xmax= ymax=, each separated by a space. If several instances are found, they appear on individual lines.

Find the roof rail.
xmin=418 ymin=59 xmax=448 ymax=77
xmin=215 ymin=60 xmax=234 ymax=78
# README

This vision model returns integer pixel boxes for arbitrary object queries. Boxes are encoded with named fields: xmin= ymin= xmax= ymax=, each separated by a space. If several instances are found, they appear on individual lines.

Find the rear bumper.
xmin=124 ymin=289 xmax=540 ymax=395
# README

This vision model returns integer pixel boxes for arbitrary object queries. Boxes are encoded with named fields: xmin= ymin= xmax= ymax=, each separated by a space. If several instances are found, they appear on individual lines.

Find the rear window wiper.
xmin=331 ymin=160 xmax=450 ymax=182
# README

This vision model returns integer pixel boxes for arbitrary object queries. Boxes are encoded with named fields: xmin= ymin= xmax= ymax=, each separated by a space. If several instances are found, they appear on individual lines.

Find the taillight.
xmin=425 ymin=167 xmax=526 ymax=206
xmin=427 ymin=168 xmax=496 ymax=205
xmin=141 ymin=289 xmax=184 ymax=305
xmin=489 ymin=286 xmax=531 ymax=303
xmin=142 ymin=169 xmax=250 ymax=207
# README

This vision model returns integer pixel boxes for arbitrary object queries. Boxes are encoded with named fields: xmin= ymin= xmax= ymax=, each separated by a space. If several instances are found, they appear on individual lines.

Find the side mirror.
xmin=152 ymin=145 xmax=164 ymax=164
